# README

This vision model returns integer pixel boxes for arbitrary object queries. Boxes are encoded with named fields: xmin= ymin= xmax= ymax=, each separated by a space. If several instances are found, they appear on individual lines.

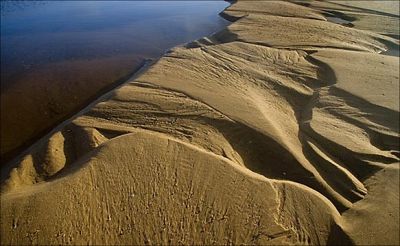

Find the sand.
xmin=1 ymin=0 xmax=399 ymax=245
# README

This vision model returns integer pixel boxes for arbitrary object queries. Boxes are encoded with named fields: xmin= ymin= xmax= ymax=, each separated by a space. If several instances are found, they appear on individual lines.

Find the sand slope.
xmin=292 ymin=0 xmax=400 ymax=39
xmin=1 ymin=131 xmax=344 ymax=245
xmin=1 ymin=0 xmax=399 ymax=245
xmin=221 ymin=1 xmax=326 ymax=21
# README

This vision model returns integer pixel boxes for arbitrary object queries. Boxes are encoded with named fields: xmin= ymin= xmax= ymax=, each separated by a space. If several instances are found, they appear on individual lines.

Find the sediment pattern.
xmin=1 ymin=1 xmax=399 ymax=245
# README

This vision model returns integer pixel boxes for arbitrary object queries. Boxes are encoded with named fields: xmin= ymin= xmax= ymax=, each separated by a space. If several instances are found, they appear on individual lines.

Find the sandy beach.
xmin=1 ymin=0 xmax=399 ymax=245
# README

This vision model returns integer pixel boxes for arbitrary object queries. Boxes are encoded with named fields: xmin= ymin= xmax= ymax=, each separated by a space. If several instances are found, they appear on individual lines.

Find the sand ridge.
xmin=1 ymin=0 xmax=399 ymax=245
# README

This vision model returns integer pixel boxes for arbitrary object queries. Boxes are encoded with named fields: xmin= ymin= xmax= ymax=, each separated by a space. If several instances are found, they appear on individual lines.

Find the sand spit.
xmin=1 ymin=0 xmax=399 ymax=245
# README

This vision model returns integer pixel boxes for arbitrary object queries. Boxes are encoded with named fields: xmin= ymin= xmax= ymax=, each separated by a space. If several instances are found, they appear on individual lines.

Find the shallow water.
xmin=381 ymin=46 xmax=400 ymax=57
xmin=326 ymin=16 xmax=352 ymax=25
xmin=1 ymin=1 xmax=229 ymax=89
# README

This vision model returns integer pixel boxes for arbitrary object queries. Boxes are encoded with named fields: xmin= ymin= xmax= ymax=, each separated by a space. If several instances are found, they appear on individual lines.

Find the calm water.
xmin=1 ymin=0 xmax=229 ymax=89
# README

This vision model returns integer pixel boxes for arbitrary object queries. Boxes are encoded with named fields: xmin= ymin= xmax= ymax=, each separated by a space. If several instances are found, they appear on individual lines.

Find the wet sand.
xmin=1 ymin=1 xmax=399 ymax=245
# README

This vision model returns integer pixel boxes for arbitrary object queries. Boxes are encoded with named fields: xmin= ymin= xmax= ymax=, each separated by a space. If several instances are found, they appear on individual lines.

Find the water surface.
xmin=1 ymin=1 xmax=229 ymax=89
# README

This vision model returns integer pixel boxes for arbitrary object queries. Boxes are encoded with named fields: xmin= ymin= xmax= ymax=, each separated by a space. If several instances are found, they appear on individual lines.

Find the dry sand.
xmin=1 ymin=0 xmax=399 ymax=245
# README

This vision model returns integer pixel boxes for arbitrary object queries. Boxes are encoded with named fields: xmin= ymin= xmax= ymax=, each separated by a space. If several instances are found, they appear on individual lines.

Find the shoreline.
xmin=1 ymin=1 xmax=399 ymax=245
xmin=0 ymin=1 xmax=230 ymax=165
xmin=4 ymin=0 xmax=398 ymax=166
xmin=0 ymin=58 xmax=151 ymax=178
xmin=1 ymin=59 xmax=147 ymax=165
xmin=1 ymin=0 xmax=235 ymax=177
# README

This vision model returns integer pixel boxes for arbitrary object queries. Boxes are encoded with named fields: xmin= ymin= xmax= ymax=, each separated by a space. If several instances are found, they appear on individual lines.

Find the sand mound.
xmin=1 ymin=131 xmax=343 ymax=245
xmin=213 ymin=14 xmax=396 ymax=52
xmin=1 ymin=0 xmax=399 ymax=245
xmin=292 ymin=0 xmax=400 ymax=39
xmin=1 ymin=124 xmax=108 ymax=193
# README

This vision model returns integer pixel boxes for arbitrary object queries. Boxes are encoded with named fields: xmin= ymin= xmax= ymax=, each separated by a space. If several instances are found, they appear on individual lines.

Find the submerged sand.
xmin=1 ymin=0 xmax=399 ymax=245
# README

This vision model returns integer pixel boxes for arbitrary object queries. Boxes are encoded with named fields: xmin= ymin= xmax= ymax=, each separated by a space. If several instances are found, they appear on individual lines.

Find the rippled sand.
xmin=1 ymin=1 xmax=399 ymax=245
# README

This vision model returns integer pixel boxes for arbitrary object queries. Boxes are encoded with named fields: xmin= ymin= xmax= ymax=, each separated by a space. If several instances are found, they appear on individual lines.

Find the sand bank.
xmin=1 ymin=1 xmax=399 ymax=245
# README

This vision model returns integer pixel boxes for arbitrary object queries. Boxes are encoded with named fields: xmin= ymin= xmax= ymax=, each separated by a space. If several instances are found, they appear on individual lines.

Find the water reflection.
xmin=1 ymin=1 xmax=229 ymax=89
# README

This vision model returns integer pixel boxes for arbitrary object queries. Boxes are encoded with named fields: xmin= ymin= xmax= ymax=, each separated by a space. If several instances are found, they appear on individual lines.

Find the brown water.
xmin=0 ymin=1 xmax=230 ymax=162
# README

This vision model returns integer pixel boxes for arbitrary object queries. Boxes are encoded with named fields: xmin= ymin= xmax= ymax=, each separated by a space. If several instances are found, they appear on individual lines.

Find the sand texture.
xmin=1 ymin=0 xmax=399 ymax=245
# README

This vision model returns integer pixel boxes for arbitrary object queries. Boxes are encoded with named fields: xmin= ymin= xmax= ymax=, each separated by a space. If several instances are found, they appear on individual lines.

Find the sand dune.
xmin=1 ymin=0 xmax=399 ymax=245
